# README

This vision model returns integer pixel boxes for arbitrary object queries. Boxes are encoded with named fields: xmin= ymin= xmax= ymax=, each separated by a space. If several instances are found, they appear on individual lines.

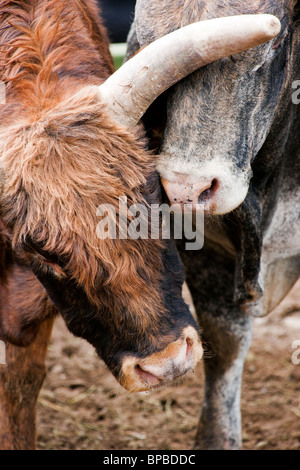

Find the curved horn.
xmin=99 ymin=14 xmax=281 ymax=128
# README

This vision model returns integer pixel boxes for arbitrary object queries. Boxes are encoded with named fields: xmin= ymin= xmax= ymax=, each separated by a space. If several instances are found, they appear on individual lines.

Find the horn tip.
xmin=261 ymin=14 xmax=281 ymax=39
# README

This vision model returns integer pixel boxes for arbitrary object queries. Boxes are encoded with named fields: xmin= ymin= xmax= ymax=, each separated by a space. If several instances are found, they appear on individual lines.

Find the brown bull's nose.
xmin=120 ymin=326 xmax=203 ymax=392
xmin=161 ymin=177 xmax=219 ymax=210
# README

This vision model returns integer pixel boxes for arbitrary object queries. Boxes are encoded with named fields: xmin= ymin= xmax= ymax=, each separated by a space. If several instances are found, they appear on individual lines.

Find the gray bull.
xmin=128 ymin=0 xmax=300 ymax=449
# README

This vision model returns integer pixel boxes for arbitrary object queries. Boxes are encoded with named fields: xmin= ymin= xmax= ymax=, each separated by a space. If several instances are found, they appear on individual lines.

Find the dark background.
xmin=100 ymin=0 xmax=136 ymax=43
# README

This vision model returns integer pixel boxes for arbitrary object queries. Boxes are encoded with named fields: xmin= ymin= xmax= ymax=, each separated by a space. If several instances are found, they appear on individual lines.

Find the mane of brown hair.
xmin=0 ymin=0 xmax=166 ymax=328
xmin=0 ymin=0 xmax=114 ymax=95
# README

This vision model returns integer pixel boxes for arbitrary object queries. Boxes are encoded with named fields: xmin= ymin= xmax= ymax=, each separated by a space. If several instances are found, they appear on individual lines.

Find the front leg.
xmin=196 ymin=309 xmax=252 ymax=449
xmin=0 ymin=318 xmax=54 ymax=450
xmin=180 ymin=243 xmax=253 ymax=450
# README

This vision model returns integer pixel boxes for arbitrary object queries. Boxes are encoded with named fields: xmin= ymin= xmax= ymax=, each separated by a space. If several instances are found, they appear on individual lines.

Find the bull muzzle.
xmin=119 ymin=326 xmax=203 ymax=392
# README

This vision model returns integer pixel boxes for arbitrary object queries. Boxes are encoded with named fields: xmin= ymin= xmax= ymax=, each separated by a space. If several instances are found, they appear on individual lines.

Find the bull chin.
xmin=119 ymin=326 xmax=203 ymax=392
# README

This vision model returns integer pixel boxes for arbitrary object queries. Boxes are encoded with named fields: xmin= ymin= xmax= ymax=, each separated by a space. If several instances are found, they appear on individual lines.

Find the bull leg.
xmin=195 ymin=305 xmax=252 ymax=449
xmin=0 ymin=318 xmax=54 ymax=450
xmin=179 ymin=243 xmax=253 ymax=450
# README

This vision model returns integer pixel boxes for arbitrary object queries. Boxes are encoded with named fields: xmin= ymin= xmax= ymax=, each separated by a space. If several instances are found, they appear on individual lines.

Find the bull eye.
xmin=41 ymin=259 xmax=66 ymax=279
xmin=21 ymin=238 xmax=66 ymax=278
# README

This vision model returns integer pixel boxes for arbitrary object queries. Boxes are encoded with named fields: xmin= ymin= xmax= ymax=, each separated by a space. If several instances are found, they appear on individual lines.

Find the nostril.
xmin=198 ymin=178 xmax=219 ymax=204
xmin=134 ymin=363 xmax=162 ymax=386
xmin=211 ymin=178 xmax=219 ymax=192
xmin=186 ymin=337 xmax=194 ymax=359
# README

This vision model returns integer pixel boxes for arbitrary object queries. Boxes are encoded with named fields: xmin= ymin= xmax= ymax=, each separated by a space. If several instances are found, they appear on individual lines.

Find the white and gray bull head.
xmin=129 ymin=1 xmax=297 ymax=216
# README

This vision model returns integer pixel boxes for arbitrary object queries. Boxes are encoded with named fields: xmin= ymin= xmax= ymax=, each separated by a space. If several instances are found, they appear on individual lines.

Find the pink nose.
xmin=161 ymin=177 xmax=219 ymax=210
xmin=120 ymin=326 xmax=203 ymax=392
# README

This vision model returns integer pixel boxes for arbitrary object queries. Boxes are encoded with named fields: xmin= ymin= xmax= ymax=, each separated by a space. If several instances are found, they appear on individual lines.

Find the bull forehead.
xmin=182 ymin=0 xmax=287 ymax=21
xmin=159 ymin=42 xmax=283 ymax=169
xmin=155 ymin=1 xmax=294 ymax=165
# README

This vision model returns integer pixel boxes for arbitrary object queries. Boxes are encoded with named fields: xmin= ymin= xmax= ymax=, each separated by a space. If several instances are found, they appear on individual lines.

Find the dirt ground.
xmin=37 ymin=281 xmax=300 ymax=451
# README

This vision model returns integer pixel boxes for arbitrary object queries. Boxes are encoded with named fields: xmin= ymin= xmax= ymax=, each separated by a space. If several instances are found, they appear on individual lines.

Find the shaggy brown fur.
xmin=0 ymin=0 xmax=167 ymax=331
xmin=0 ymin=0 xmax=202 ymax=450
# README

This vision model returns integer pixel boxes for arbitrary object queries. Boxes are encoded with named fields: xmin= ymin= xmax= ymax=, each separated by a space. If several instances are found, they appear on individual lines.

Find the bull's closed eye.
xmin=38 ymin=257 xmax=66 ymax=278
xmin=30 ymin=252 xmax=66 ymax=279
xmin=22 ymin=239 xmax=66 ymax=279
